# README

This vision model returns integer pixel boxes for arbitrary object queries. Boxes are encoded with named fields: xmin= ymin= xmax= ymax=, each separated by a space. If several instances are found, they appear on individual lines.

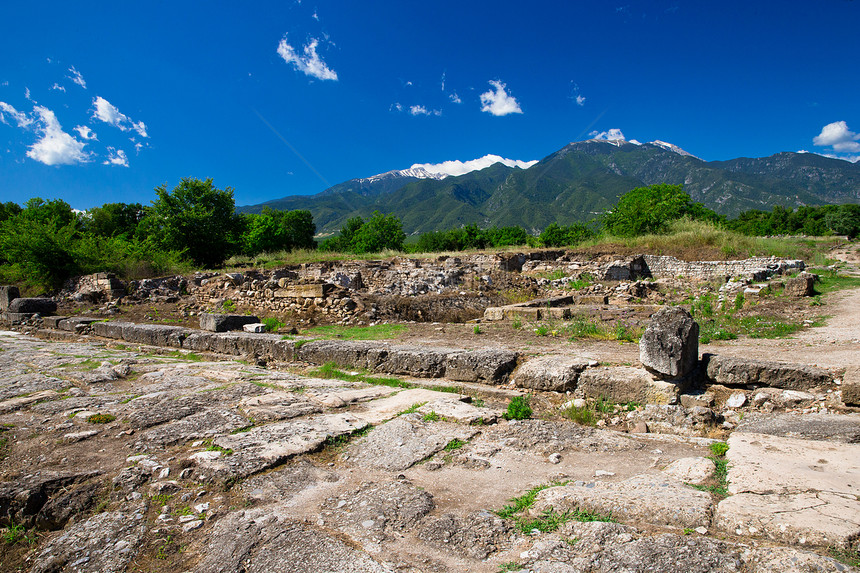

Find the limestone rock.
xmin=735 ymin=412 xmax=860 ymax=442
xmin=784 ymin=273 xmax=815 ymax=297
xmin=444 ymin=349 xmax=519 ymax=384
xmin=639 ymin=306 xmax=699 ymax=379
xmin=199 ymin=313 xmax=261 ymax=332
xmin=577 ymin=367 xmax=678 ymax=404
xmin=661 ymin=457 xmax=716 ymax=486
xmin=418 ymin=510 xmax=512 ymax=559
xmin=702 ymin=354 xmax=832 ymax=390
xmin=8 ymin=297 xmax=57 ymax=315
xmin=0 ymin=285 xmax=20 ymax=311
xmin=532 ymin=474 xmax=713 ymax=528
xmin=513 ymin=355 xmax=590 ymax=392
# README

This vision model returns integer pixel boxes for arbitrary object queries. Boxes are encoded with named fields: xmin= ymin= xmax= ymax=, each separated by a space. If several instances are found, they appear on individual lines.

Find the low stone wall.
xmin=641 ymin=255 xmax=804 ymax=281
xmin=86 ymin=320 xmax=519 ymax=385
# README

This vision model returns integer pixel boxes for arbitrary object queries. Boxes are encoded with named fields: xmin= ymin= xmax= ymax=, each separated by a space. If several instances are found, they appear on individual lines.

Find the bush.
xmin=603 ymin=184 xmax=720 ymax=237
xmin=503 ymin=396 xmax=532 ymax=420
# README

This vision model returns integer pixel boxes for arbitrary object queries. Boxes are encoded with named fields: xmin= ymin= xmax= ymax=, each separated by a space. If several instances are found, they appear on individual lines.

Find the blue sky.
xmin=1 ymin=1 xmax=858 ymax=210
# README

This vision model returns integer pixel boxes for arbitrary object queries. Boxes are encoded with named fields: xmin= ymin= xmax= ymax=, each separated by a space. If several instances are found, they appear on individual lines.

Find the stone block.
xmin=702 ymin=354 xmax=832 ymax=390
xmin=121 ymin=324 xmax=190 ymax=347
xmin=445 ymin=349 xmax=519 ymax=385
xmin=577 ymin=367 xmax=655 ymax=404
xmin=639 ymin=306 xmax=699 ymax=379
xmin=784 ymin=273 xmax=814 ymax=297
xmin=42 ymin=316 xmax=65 ymax=329
xmin=8 ymin=297 xmax=57 ymax=315
xmin=512 ymin=355 xmax=590 ymax=392
xmin=503 ymin=307 xmax=541 ymax=321
xmin=482 ymin=307 xmax=505 ymax=321
xmin=545 ymin=307 xmax=571 ymax=320
xmin=58 ymin=317 xmax=100 ymax=332
xmin=576 ymin=295 xmax=608 ymax=305
xmin=242 ymin=323 xmax=267 ymax=333
xmin=282 ymin=284 xmax=324 ymax=298
xmin=91 ymin=321 xmax=132 ymax=339
xmin=296 ymin=340 xmax=381 ymax=370
xmin=375 ymin=346 xmax=451 ymax=378
xmin=0 ymin=285 xmax=20 ymax=312
xmin=199 ymin=313 xmax=260 ymax=332
xmin=842 ymin=366 xmax=860 ymax=406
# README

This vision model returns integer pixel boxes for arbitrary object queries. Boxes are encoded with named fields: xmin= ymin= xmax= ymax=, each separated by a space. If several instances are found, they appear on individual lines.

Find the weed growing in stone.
xmin=829 ymin=547 xmax=860 ymax=568
xmin=444 ymin=438 xmax=466 ymax=451
xmin=221 ymin=299 xmax=237 ymax=312
xmin=503 ymin=396 xmax=532 ymax=420
xmin=398 ymin=402 xmax=426 ymax=416
xmin=690 ymin=441 xmax=730 ymax=499
xmin=263 ymin=317 xmax=285 ymax=332
xmin=1 ymin=522 xmax=36 ymax=546
xmin=473 ymin=324 xmax=482 ymax=335
xmin=497 ymin=562 xmax=521 ymax=573
xmin=511 ymin=317 xmax=522 ymax=330
xmin=86 ymin=413 xmax=116 ymax=424
xmin=311 ymin=362 xmax=414 ymax=389
xmin=422 ymin=411 xmax=441 ymax=422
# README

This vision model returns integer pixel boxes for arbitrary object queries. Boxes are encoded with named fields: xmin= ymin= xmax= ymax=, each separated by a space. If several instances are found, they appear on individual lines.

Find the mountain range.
xmin=239 ymin=139 xmax=860 ymax=235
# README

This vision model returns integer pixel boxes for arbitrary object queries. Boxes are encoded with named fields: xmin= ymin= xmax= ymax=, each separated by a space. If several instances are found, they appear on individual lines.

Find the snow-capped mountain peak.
xmin=649 ymin=140 xmax=699 ymax=158
xmin=362 ymin=154 xmax=538 ymax=183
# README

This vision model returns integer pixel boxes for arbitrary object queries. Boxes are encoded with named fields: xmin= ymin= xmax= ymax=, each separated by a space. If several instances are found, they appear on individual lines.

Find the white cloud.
xmin=409 ymin=105 xmax=441 ymax=117
xmin=91 ymin=96 xmax=148 ymax=138
xmin=449 ymin=92 xmax=462 ymax=104
xmin=813 ymin=120 xmax=860 ymax=153
xmin=390 ymin=102 xmax=403 ymax=112
xmin=103 ymin=147 xmax=128 ymax=167
xmin=576 ymin=94 xmax=586 ymax=106
xmin=590 ymin=128 xmax=626 ymax=141
xmin=311 ymin=10 xmax=319 ymax=20
xmin=74 ymin=125 xmax=97 ymax=140
xmin=440 ymin=72 xmax=446 ymax=92
xmin=24 ymin=87 xmax=32 ymax=101
xmin=277 ymin=36 xmax=338 ymax=81
xmin=411 ymin=154 xmax=538 ymax=177
xmin=0 ymin=102 xmax=34 ymax=128
xmin=51 ymin=83 xmax=66 ymax=93
xmin=479 ymin=80 xmax=522 ymax=116
xmin=67 ymin=66 xmax=87 ymax=89
xmin=26 ymin=105 xmax=90 ymax=166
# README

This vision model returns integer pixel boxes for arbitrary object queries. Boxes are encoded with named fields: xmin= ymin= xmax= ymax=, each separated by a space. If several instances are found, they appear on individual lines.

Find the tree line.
xmin=1 ymin=179 xmax=857 ymax=294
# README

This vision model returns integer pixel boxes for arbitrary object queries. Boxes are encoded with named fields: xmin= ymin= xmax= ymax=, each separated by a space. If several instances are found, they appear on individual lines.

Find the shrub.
xmin=503 ymin=396 xmax=532 ymax=420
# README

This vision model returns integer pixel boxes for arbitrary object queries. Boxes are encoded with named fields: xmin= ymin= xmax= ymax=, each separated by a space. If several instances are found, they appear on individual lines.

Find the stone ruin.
xmin=0 ymin=249 xmax=858 ymax=572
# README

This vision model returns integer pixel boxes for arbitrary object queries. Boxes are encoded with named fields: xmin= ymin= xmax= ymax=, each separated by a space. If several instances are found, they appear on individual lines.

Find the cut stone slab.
xmin=444 ymin=349 xmax=519 ymax=384
xmin=199 ymin=313 xmax=261 ymax=332
xmin=661 ymin=457 xmax=716 ymax=486
xmin=717 ymin=492 xmax=860 ymax=549
xmin=842 ymin=366 xmax=860 ymax=406
xmin=8 ymin=297 xmax=57 ymax=315
xmin=345 ymin=415 xmax=477 ymax=471
xmin=31 ymin=505 xmax=146 ymax=573
xmin=735 ymin=412 xmax=860 ymax=443
xmin=702 ymin=354 xmax=832 ymax=390
xmin=714 ymin=431 xmax=860 ymax=549
xmin=784 ymin=273 xmax=815 ymax=297
xmin=242 ymin=323 xmax=266 ymax=333
xmin=639 ymin=306 xmax=699 ymax=379
xmin=532 ymin=474 xmax=713 ymax=529
xmin=416 ymin=398 xmax=499 ymax=424
xmin=198 ymin=413 xmax=368 ymax=480
xmin=513 ymin=355 xmax=591 ymax=392
xmin=725 ymin=432 xmax=860 ymax=497
xmin=349 ymin=388 xmax=467 ymax=425
xmin=305 ymin=385 xmax=398 ymax=409
xmin=193 ymin=505 xmax=393 ymax=573
xmin=577 ymin=367 xmax=679 ymax=404
xmin=239 ymin=393 xmax=323 ymax=422
xmin=57 ymin=317 xmax=100 ymax=332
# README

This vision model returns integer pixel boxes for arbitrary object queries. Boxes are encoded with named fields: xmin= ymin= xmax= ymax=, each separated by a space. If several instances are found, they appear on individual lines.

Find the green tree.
xmin=351 ymin=211 xmax=406 ymax=253
xmin=84 ymin=202 xmax=146 ymax=239
xmin=142 ymin=178 xmax=241 ymax=267
xmin=241 ymin=208 xmax=315 ymax=255
xmin=603 ymin=184 xmax=718 ymax=237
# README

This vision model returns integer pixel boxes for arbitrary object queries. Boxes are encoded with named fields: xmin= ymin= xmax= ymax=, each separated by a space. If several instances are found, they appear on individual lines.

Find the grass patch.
xmin=323 ymin=425 xmax=372 ymax=449
xmin=160 ymin=350 xmax=205 ymax=362
xmin=262 ymin=317 xmax=285 ymax=332
xmin=495 ymin=481 xmax=613 ymax=534
xmin=829 ymin=547 xmax=860 ymax=568
xmin=503 ymin=396 xmax=532 ymax=420
xmin=2 ymin=522 xmax=36 ymax=546
xmin=301 ymin=323 xmax=406 ymax=341
xmin=811 ymin=268 xmax=860 ymax=295
xmin=86 ymin=413 xmax=116 ymax=424
xmin=693 ymin=292 xmax=808 ymax=343
xmin=310 ymin=361 xmax=414 ymax=389
xmin=205 ymin=444 xmax=233 ymax=456
xmin=561 ymin=403 xmax=596 ymax=426
xmin=497 ymin=562 xmax=521 ymax=573
xmin=689 ymin=441 xmax=730 ymax=499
